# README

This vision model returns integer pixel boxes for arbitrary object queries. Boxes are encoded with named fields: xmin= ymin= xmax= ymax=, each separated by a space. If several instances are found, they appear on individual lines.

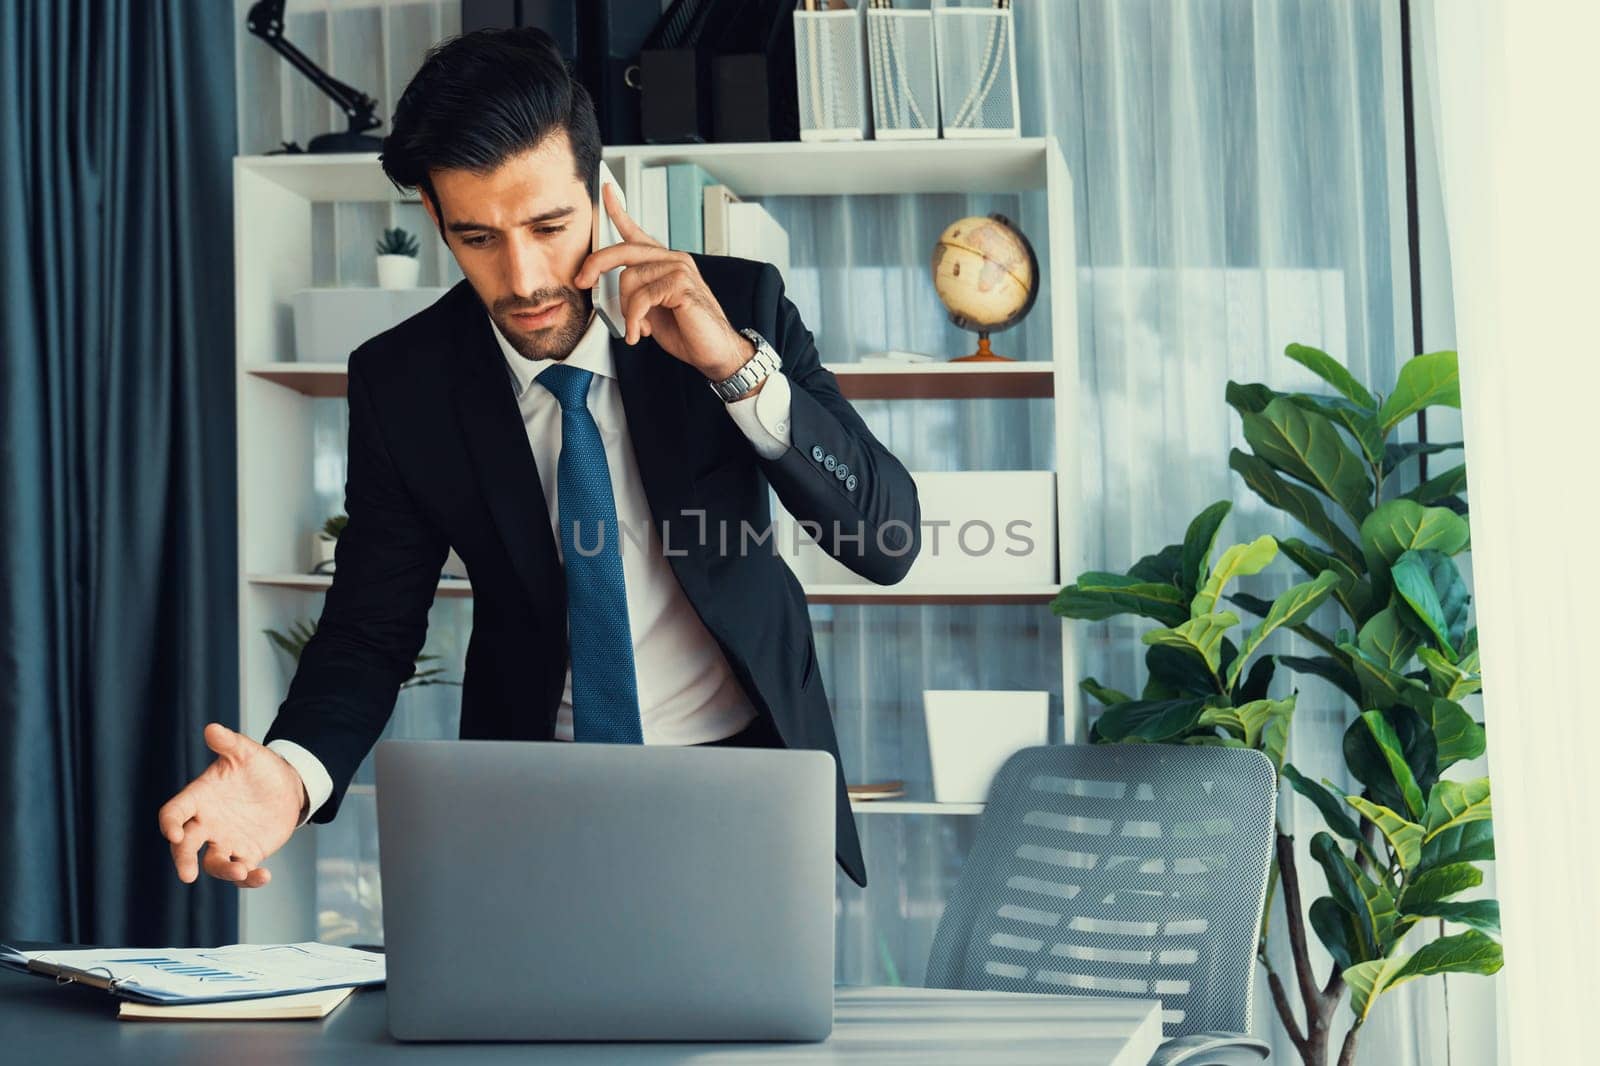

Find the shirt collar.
xmin=489 ymin=306 xmax=615 ymax=399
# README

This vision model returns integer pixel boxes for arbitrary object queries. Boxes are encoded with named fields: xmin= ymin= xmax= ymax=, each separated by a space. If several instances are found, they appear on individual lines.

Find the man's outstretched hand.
xmin=157 ymin=723 xmax=306 ymax=888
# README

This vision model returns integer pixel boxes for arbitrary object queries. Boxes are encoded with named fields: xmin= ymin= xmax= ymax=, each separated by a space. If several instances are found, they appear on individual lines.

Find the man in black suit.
xmin=158 ymin=27 xmax=918 ymax=890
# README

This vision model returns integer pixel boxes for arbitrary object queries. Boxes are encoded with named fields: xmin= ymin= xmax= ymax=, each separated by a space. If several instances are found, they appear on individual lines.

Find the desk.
xmin=1 ymin=966 xmax=1161 ymax=1065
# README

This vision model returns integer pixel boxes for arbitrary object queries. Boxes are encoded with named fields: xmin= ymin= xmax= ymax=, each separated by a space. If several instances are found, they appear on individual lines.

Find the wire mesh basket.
xmin=794 ymin=1 xmax=870 ymax=141
xmin=867 ymin=5 xmax=939 ymax=140
xmin=932 ymin=1 xmax=1020 ymax=138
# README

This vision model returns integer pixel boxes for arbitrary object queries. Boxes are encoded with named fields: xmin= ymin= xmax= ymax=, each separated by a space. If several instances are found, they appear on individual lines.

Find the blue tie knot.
xmin=537 ymin=363 xmax=594 ymax=411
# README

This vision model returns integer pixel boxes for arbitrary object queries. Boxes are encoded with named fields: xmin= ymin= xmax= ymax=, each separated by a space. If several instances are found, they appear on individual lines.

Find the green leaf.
xmin=1127 ymin=543 xmax=1186 ymax=586
xmin=1284 ymin=343 xmax=1379 ymax=409
xmin=1391 ymin=550 xmax=1470 ymax=661
xmin=1310 ymin=897 xmax=1364 ymax=972
xmin=1379 ymin=351 xmax=1462 ymax=433
xmin=1080 ymin=677 xmax=1133 ymax=707
xmin=1420 ymin=697 xmax=1486 ymax=771
xmin=1311 ymin=832 xmax=1397 ymax=960
xmin=1339 ymin=641 xmax=1406 ymax=705
xmin=1227 ymin=571 xmax=1341 ymax=688
xmin=1282 ymin=765 xmax=1369 ymax=849
xmin=1092 ymin=698 xmax=1210 ymax=743
xmin=1235 ymin=696 xmax=1296 ymax=770
xmin=1383 ymin=440 xmax=1464 ymax=478
xmin=1345 ymin=709 xmax=1431 ymax=819
xmin=1143 ymin=612 xmax=1240 ymax=675
xmin=1052 ymin=573 xmax=1189 ymax=627
xmin=1417 ymin=646 xmax=1482 ymax=701
xmin=1242 ymin=397 xmax=1375 ymax=523
xmin=1229 ymin=450 xmax=1364 ymax=568
xmin=1423 ymin=779 xmax=1492 ymax=844
xmin=1400 ymin=899 xmax=1500 ymax=936
xmin=1197 ymin=705 xmax=1246 ymax=741
xmin=1420 ymin=820 xmax=1495 ymax=870
xmin=1344 ymin=929 xmax=1501 ymax=1022
xmin=1180 ymin=501 xmax=1233 ymax=597
xmin=1145 ymin=643 xmax=1230 ymax=699
xmin=1345 ymin=795 xmax=1424 ymax=871
xmin=1290 ymin=393 xmax=1386 ymax=466
xmin=1233 ymin=654 xmax=1277 ymax=703
xmin=1279 ymin=654 xmax=1363 ymax=704
xmin=1357 ymin=604 xmax=1421 ymax=673
xmin=1225 ymin=380 xmax=1278 ymax=415
xmin=1192 ymin=536 xmax=1278 ymax=617
xmin=1403 ymin=462 xmax=1469 ymax=507
xmin=1359 ymin=499 xmax=1471 ymax=593
xmin=1276 ymin=537 xmax=1373 ymax=622
xmin=1402 ymin=862 xmax=1483 ymax=906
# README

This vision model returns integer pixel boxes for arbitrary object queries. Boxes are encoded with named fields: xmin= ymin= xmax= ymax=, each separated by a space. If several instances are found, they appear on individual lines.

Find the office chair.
xmin=925 ymin=743 xmax=1277 ymax=1065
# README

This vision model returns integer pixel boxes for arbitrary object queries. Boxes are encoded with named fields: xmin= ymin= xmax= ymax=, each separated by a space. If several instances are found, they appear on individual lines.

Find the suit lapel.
xmin=448 ymin=288 xmax=565 ymax=627
xmin=612 ymin=333 xmax=708 ymax=588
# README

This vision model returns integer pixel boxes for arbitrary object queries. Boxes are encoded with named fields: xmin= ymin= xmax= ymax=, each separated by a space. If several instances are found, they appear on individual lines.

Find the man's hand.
xmin=157 ymin=723 xmax=306 ymax=888
xmin=575 ymin=183 xmax=754 ymax=382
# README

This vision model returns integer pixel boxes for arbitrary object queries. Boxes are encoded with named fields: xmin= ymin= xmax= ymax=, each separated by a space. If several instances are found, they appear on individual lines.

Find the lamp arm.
xmin=246 ymin=0 xmax=381 ymax=134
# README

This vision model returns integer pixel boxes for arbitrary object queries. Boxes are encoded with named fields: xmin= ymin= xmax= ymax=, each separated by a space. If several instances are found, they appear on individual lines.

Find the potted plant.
xmin=1052 ymin=345 xmax=1498 ymax=1066
xmin=310 ymin=513 xmax=347 ymax=575
xmin=374 ymin=226 xmax=421 ymax=289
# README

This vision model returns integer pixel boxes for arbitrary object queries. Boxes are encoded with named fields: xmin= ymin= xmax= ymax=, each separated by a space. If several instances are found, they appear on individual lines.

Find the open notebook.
xmin=118 ymin=985 xmax=356 ymax=1021
xmin=0 ymin=942 xmax=383 ymax=1006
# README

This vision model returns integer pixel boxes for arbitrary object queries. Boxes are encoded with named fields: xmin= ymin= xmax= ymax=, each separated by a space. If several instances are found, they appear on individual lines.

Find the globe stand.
xmin=950 ymin=333 xmax=1014 ymax=362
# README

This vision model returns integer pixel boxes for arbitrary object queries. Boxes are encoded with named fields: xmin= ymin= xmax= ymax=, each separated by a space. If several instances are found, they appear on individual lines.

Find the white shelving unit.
xmin=233 ymin=137 xmax=1081 ymax=945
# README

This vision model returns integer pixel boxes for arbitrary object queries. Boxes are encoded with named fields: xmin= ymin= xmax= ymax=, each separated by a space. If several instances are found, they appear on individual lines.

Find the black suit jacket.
xmin=264 ymin=255 xmax=922 ymax=887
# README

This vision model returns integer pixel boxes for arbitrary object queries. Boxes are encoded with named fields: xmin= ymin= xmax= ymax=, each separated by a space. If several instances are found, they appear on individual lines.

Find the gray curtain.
xmin=0 ymin=1 xmax=239 ymax=946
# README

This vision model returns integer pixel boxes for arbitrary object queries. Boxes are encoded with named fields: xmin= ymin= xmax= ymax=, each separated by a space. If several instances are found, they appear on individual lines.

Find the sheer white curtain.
xmin=1421 ymin=1 xmax=1600 ymax=1062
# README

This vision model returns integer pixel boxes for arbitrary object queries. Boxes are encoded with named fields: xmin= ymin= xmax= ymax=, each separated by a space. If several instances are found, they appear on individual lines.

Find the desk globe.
xmin=930 ymin=212 xmax=1039 ymax=361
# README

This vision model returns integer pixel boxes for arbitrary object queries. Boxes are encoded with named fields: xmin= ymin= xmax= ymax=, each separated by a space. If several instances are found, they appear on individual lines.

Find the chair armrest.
xmin=1150 ymin=1031 xmax=1272 ymax=1066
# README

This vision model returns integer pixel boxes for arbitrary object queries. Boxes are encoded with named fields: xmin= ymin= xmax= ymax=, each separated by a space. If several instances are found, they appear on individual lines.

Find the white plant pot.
xmin=309 ymin=532 xmax=338 ymax=574
xmin=924 ymin=689 xmax=1049 ymax=804
xmin=376 ymin=254 xmax=421 ymax=290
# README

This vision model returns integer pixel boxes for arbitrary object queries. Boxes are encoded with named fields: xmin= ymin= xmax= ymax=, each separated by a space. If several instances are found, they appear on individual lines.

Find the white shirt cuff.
xmin=266 ymin=739 xmax=334 ymax=828
xmin=723 ymin=370 xmax=792 ymax=460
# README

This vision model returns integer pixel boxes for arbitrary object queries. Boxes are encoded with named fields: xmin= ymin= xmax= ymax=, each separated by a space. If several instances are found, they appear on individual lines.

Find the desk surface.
xmin=1 ymin=967 xmax=1161 ymax=1065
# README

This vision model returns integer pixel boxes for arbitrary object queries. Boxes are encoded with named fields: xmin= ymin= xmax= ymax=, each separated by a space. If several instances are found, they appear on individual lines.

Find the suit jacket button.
xmin=845 ymin=474 xmax=858 ymax=491
xmin=811 ymin=445 xmax=825 ymax=462
xmin=823 ymin=454 xmax=837 ymax=471
xmin=835 ymin=464 xmax=849 ymax=480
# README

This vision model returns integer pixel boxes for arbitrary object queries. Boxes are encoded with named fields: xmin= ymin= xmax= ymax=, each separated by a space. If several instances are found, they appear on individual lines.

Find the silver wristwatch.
xmin=709 ymin=328 xmax=782 ymax=402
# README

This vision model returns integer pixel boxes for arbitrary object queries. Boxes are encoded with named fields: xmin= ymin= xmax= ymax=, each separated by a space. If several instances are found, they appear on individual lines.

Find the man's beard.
xmin=495 ymin=285 xmax=592 ymax=362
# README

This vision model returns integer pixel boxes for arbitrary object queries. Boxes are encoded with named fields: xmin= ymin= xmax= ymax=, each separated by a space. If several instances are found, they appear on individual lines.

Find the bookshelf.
xmin=233 ymin=137 xmax=1081 ymax=949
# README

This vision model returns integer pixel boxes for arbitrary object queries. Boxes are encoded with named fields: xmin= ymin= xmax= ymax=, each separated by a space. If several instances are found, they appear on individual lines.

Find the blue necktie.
xmin=537 ymin=364 xmax=642 ymax=744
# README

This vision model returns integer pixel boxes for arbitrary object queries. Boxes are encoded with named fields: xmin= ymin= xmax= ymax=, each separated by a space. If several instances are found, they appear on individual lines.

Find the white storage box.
xmin=774 ymin=470 xmax=1056 ymax=586
xmin=932 ymin=0 xmax=1020 ymax=138
xmin=794 ymin=0 xmax=869 ymax=141
xmin=291 ymin=287 xmax=451 ymax=363
xmin=924 ymin=690 xmax=1049 ymax=803
xmin=867 ymin=4 xmax=940 ymax=140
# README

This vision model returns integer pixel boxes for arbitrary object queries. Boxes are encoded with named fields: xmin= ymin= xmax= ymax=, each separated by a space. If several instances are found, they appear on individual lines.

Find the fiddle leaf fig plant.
xmin=1051 ymin=344 xmax=1499 ymax=1066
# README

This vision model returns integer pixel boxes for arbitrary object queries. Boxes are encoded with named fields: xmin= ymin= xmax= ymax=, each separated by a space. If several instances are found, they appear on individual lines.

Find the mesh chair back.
xmin=924 ymin=743 xmax=1277 ymax=1036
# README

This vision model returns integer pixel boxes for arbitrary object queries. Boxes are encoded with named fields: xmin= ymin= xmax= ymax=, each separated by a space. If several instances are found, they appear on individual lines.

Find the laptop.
xmin=374 ymin=739 xmax=837 ymax=1042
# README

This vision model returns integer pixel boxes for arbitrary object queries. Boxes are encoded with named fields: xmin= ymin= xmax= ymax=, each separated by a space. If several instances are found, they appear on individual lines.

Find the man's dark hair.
xmin=380 ymin=26 xmax=602 ymax=224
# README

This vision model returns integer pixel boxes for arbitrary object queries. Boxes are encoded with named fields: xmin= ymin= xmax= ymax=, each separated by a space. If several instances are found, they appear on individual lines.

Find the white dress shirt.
xmin=270 ymin=309 xmax=793 ymax=824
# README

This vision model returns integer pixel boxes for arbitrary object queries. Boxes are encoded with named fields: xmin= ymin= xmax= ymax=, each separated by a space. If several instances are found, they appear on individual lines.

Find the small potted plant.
xmin=375 ymin=226 xmax=421 ymax=289
xmin=310 ymin=513 xmax=346 ymax=575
